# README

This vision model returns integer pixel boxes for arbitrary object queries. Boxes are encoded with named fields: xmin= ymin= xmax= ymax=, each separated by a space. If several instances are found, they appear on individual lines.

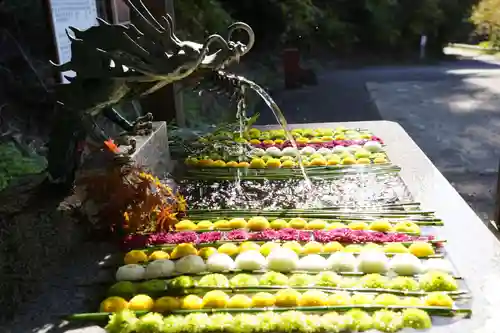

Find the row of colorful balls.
xmin=123 ymin=240 xmax=439 ymax=265
xmin=174 ymin=218 xmax=422 ymax=233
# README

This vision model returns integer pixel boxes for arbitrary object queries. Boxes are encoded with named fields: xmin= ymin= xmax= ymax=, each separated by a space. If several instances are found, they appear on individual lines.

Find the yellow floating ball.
xmin=99 ymin=296 xmax=129 ymax=312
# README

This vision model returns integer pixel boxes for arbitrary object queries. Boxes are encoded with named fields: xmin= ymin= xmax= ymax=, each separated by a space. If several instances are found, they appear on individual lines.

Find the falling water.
xmin=233 ymin=84 xmax=247 ymax=196
xmin=238 ymin=76 xmax=312 ymax=188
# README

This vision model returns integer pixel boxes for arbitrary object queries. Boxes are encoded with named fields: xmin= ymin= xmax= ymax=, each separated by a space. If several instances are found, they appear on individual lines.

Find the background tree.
xmin=471 ymin=0 xmax=500 ymax=47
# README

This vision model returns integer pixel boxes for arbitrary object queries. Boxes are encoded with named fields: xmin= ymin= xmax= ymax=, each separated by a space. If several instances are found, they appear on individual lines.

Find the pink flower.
xmin=198 ymin=231 xmax=223 ymax=244
xmin=249 ymin=229 xmax=280 ymax=241
xmin=226 ymin=229 xmax=249 ymax=241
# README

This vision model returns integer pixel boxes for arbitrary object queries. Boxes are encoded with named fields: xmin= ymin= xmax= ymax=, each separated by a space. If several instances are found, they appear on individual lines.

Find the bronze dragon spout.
xmin=47 ymin=0 xmax=254 ymax=190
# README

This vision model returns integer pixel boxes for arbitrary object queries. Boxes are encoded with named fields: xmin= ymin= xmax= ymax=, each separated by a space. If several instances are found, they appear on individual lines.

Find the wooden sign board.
xmin=47 ymin=0 xmax=99 ymax=83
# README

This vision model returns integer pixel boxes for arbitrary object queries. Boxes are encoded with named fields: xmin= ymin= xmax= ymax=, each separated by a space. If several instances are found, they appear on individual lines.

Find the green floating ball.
xmin=289 ymin=273 xmax=315 ymax=287
xmin=230 ymin=274 xmax=259 ymax=287
xmin=372 ymin=310 xmax=404 ymax=333
xmin=137 ymin=279 xmax=168 ymax=297
xmin=198 ymin=274 xmax=230 ymax=288
xmin=345 ymin=309 xmax=373 ymax=331
xmin=168 ymin=276 xmax=196 ymax=289
xmin=402 ymin=308 xmax=432 ymax=329
xmin=108 ymin=281 xmax=137 ymax=298
xmin=259 ymin=272 xmax=289 ymax=286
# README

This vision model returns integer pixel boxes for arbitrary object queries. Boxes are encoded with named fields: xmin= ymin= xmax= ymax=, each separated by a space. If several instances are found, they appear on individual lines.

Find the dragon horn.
xmin=65 ymin=28 xmax=81 ymax=42
xmin=227 ymin=22 xmax=255 ymax=56
xmin=125 ymin=0 xmax=169 ymax=51
xmin=126 ymin=0 xmax=164 ymax=31
xmin=162 ymin=14 xmax=182 ymax=43
xmin=167 ymin=34 xmax=228 ymax=82
xmin=197 ymin=34 xmax=229 ymax=66
xmin=96 ymin=17 xmax=111 ymax=26
xmin=67 ymin=26 xmax=87 ymax=40
xmin=158 ymin=15 xmax=181 ymax=52
xmin=126 ymin=23 xmax=144 ymax=37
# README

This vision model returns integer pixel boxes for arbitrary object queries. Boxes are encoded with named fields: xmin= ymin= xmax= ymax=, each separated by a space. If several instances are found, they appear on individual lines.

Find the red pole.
xmin=283 ymin=48 xmax=301 ymax=89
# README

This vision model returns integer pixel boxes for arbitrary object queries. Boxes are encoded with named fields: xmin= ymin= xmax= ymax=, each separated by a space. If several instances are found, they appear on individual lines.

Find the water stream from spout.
xmin=238 ymin=76 xmax=312 ymax=189
xmin=233 ymin=84 xmax=247 ymax=196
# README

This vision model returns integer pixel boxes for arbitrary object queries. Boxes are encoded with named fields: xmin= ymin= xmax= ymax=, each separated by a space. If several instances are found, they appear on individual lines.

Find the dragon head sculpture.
xmin=52 ymin=0 xmax=255 ymax=93
xmin=46 ymin=0 xmax=255 ymax=190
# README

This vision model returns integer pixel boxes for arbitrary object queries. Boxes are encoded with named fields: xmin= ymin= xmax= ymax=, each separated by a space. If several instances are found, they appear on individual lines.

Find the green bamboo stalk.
xmin=101 ymin=250 xmax=445 ymax=270
xmin=187 ymin=210 xmax=436 ymax=216
xmin=184 ymin=170 xmax=401 ymax=180
xmin=183 ymin=216 xmax=444 ymax=225
xmin=188 ymin=164 xmax=400 ymax=173
xmin=179 ymin=286 xmax=468 ymax=298
xmin=100 ymin=269 xmax=461 ymax=283
xmin=187 ymin=206 xmax=423 ymax=214
xmin=64 ymin=310 xmax=149 ymax=321
xmin=142 ymin=239 xmax=446 ymax=253
xmin=169 ymin=228 xmax=438 ymax=237
xmin=170 ymin=305 xmax=471 ymax=316
xmin=186 ymin=209 xmax=437 ymax=217
xmin=184 ymin=166 xmax=401 ymax=177
xmin=64 ymin=305 xmax=472 ymax=322
xmin=185 ymin=165 xmax=398 ymax=173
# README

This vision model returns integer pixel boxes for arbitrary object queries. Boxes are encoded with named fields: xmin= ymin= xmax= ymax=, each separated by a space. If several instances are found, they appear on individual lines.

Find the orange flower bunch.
xmin=121 ymin=172 xmax=186 ymax=232
xmin=77 ymin=147 xmax=186 ymax=234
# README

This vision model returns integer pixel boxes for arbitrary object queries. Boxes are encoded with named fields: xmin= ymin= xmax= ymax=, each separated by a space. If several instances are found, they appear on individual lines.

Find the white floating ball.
xmin=317 ymin=148 xmax=332 ymax=156
xmin=298 ymin=254 xmax=328 ymax=272
xmin=364 ymin=141 xmax=383 ymax=153
xmin=175 ymin=255 xmax=206 ymax=274
xmin=266 ymin=147 xmax=283 ymax=157
xmin=144 ymin=259 xmax=175 ymax=279
xmin=300 ymin=146 xmax=316 ymax=155
xmin=282 ymin=147 xmax=299 ymax=156
xmin=327 ymin=252 xmax=358 ymax=272
xmin=357 ymin=251 xmax=390 ymax=274
xmin=235 ymin=250 xmax=267 ymax=271
xmin=332 ymin=146 xmax=348 ymax=154
xmin=389 ymin=253 xmax=423 ymax=276
xmin=251 ymin=148 xmax=266 ymax=156
xmin=267 ymin=248 xmax=299 ymax=272
xmin=116 ymin=264 xmax=146 ymax=281
xmin=206 ymin=253 xmax=236 ymax=272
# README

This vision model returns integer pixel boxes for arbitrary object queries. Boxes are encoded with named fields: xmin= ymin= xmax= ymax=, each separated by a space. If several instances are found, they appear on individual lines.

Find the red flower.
xmin=104 ymin=139 xmax=120 ymax=153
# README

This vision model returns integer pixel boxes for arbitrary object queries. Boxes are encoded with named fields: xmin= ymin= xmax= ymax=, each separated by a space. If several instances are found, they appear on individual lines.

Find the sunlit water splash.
xmin=179 ymin=173 xmax=411 ymax=210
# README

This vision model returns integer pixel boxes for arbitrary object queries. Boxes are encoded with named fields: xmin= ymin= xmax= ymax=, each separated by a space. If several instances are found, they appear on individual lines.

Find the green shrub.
xmin=471 ymin=0 xmax=500 ymax=48
xmin=0 ymin=142 xmax=47 ymax=191
xmin=175 ymin=0 xmax=233 ymax=40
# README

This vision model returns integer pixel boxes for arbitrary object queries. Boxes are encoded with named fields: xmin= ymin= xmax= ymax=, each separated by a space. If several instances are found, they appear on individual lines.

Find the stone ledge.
xmin=131 ymin=121 xmax=171 ymax=176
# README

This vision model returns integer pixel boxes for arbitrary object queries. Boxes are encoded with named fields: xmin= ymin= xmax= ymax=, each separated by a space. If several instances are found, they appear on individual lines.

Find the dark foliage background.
xmin=0 ymin=0 xmax=484 ymax=158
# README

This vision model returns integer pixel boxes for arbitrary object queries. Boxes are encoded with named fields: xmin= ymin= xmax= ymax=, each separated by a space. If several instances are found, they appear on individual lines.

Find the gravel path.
xmin=3 ymin=242 xmax=116 ymax=333
xmin=266 ymin=54 xmax=500 ymax=224
xmin=367 ymin=71 xmax=500 ymax=223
